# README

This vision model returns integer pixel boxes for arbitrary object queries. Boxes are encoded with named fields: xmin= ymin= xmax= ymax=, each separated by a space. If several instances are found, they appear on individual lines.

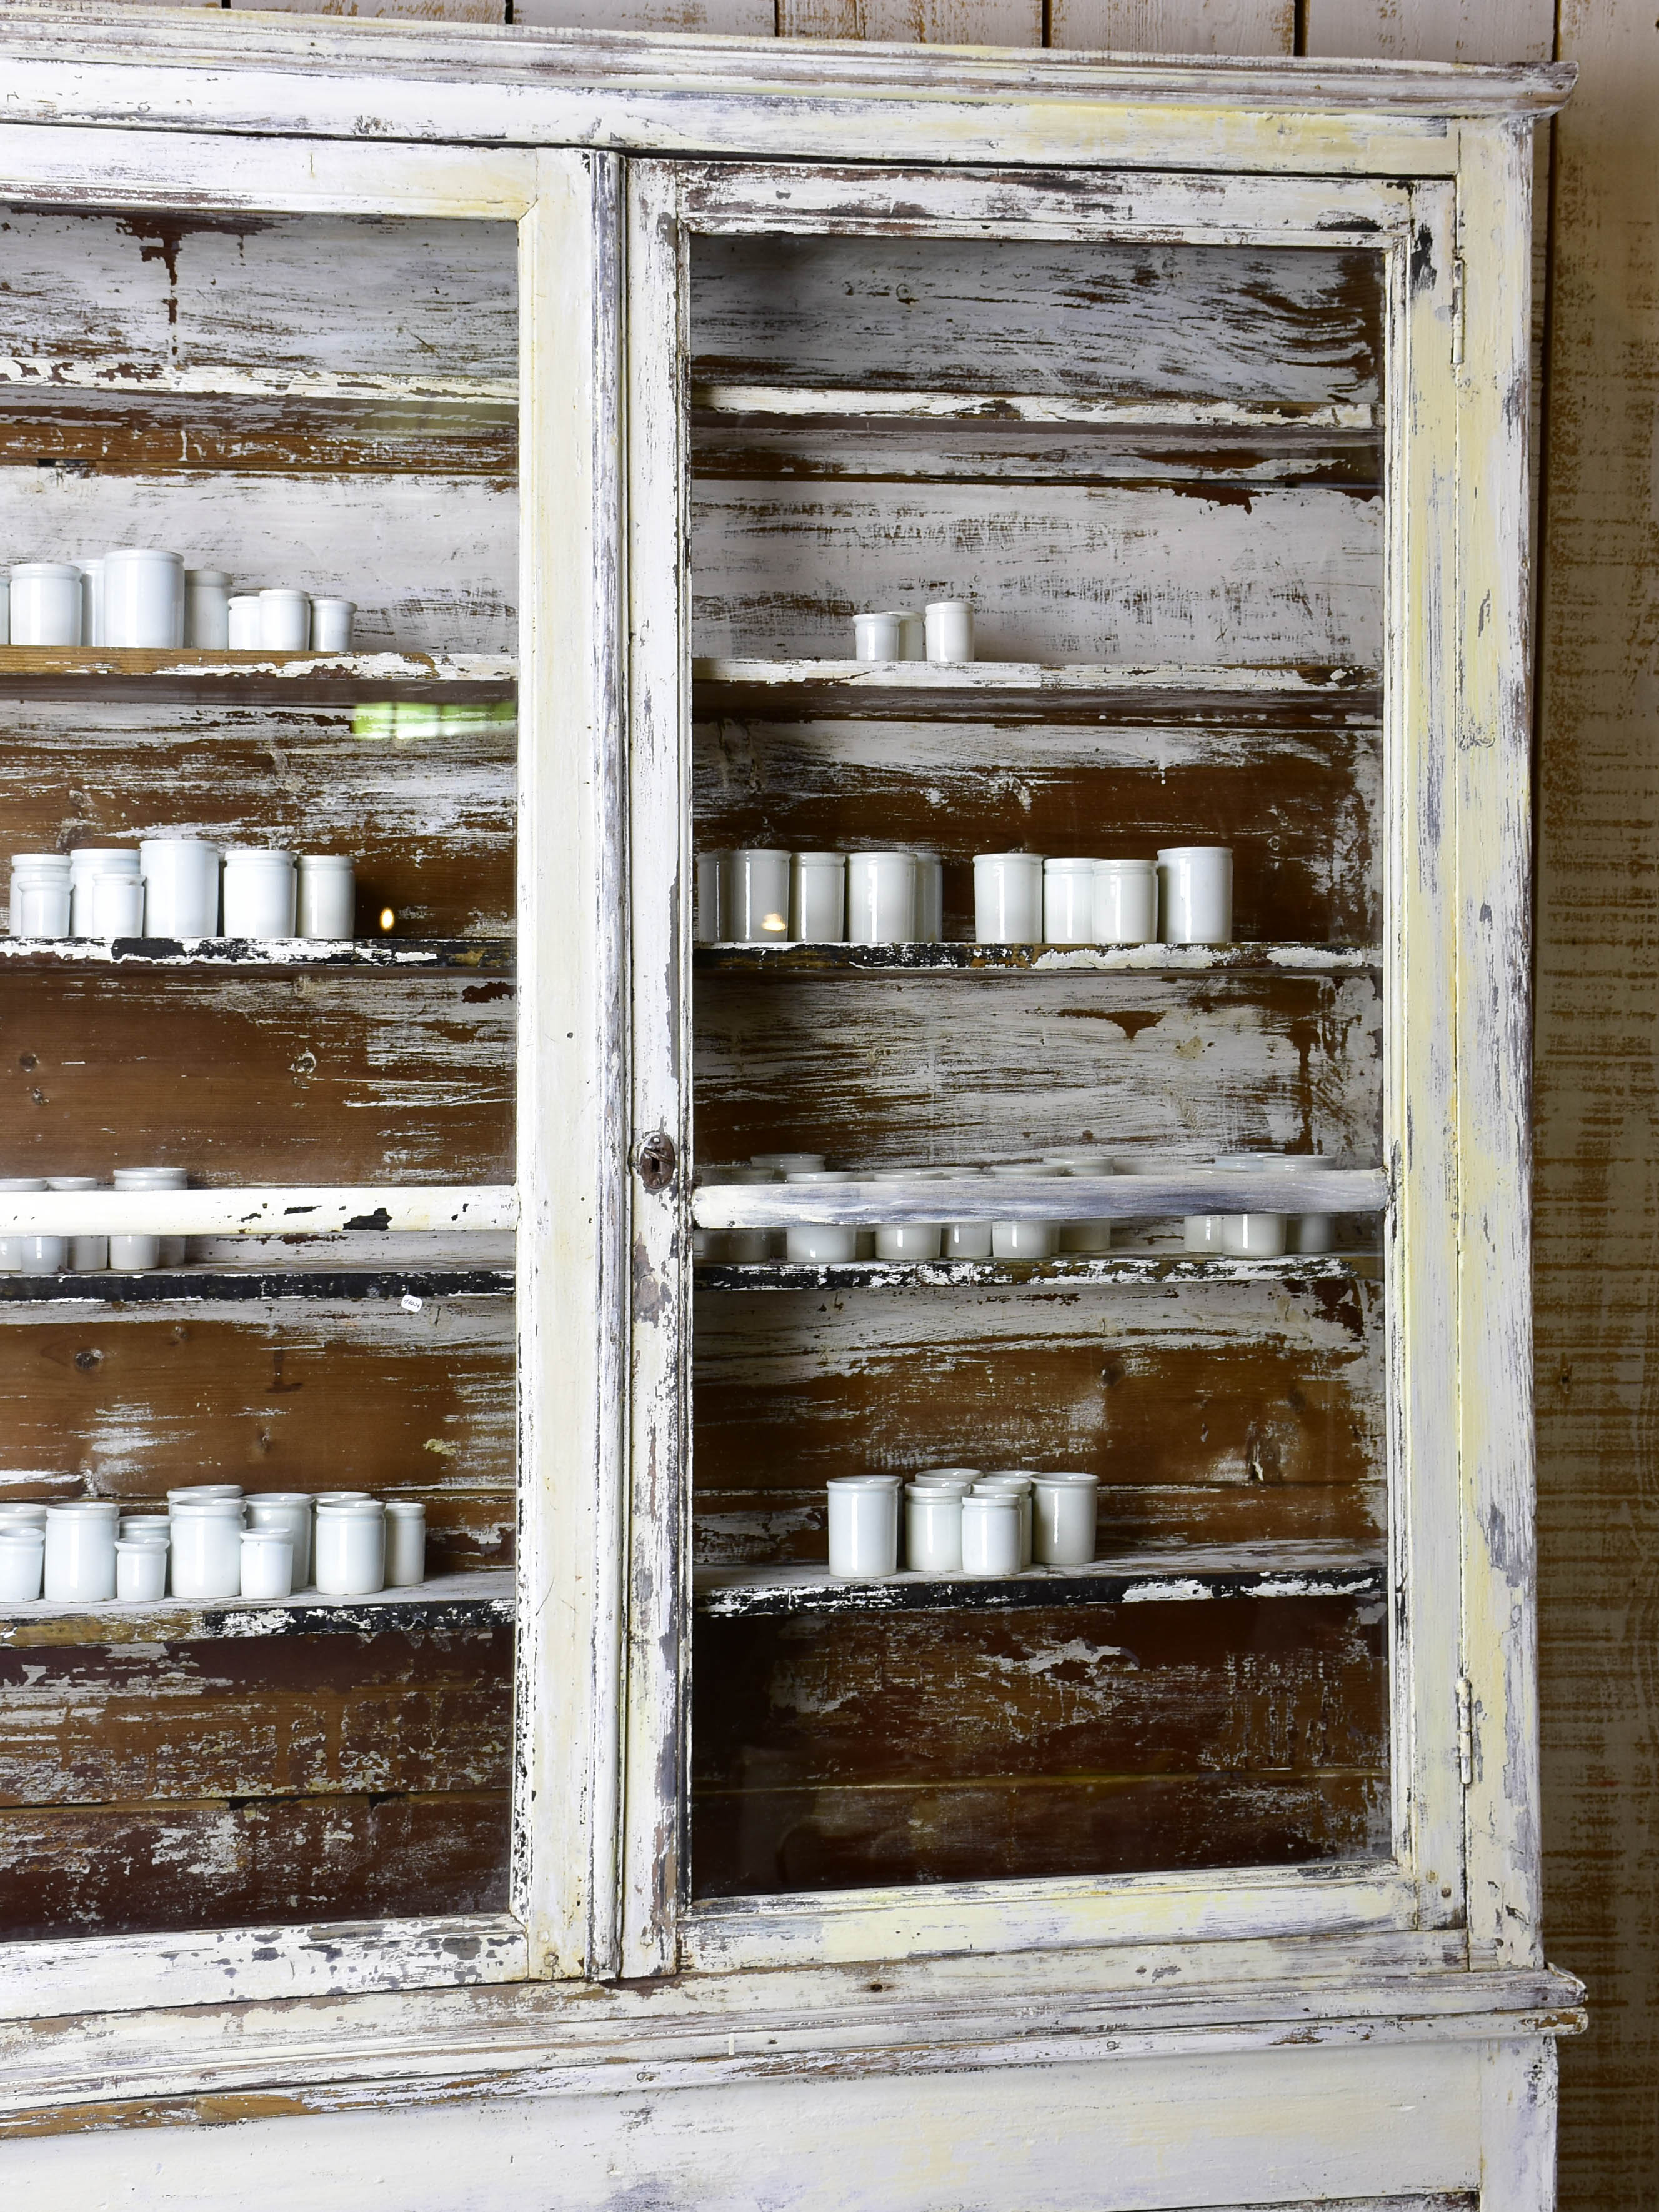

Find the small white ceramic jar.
xmin=910 ymin=1468 xmax=979 ymax=1489
xmin=117 ymin=1515 xmax=170 ymax=1545
xmin=90 ymin=871 xmax=145 ymax=937
xmin=115 ymin=1538 xmax=169 ymax=1603
xmin=9 ymin=562 xmax=83 ymax=645
xmin=169 ymin=1499 xmax=244 ymax=1601
xmin=48 ymin=1174 xmax=106 ymax=1273
xmin=895 ymin=612 xmax=925 ymax=661
xmin=913 ymin=854 xmax=944 ymax=944
xmin=1184 ymin=1215 xmax=1225 ymax=1253
xmin=384 ymin=1500 xmax=426 ymax=1587
xmin=259 ymin=588 xmax=311 ymax=650
xmin=1157 ymin=845 xmax=1233 ymax=945
xmin=1043 ymin=857 xmax=1098 ymax=944
xmin=184 ymin=570 xmax=234 ymax=649
xmin=972 ymin=852 xmax=1044 ymax=944
xmin=904 ymin=1485 xmax=962 ymax=1573
xmin=0 ymin=1503 xmax=49 ymax=1530
xmin=1094 ymin=858 xmax=1158 ymax=945
xmin=790 ymin=852 xmax=846 ymax=942
xmin=1222 ymin=1213 xmax=1287 ymax=1257
xmin=227 ymin=594 xmax=262 ymax=649
xmin=826 ymin=1477 xmax=899 ymax=1578
xmin=240 ymin=1528 xmax=294 ymax=1600
xmin=10 ymin=854 xmax=72 ymax=938
xmin=104 ymin=549 xmax=186 ymax=648
xmin=75 ymin=559 xmax=103 ymax=648
xmin=853 ymin=610 xmax=904 ymax=661
xmin=0 ymin=1531 xmax=44 ymax=1602
xmin=924 ymin=599 xmax=974 ymax=664
xmin=314 ymin=1499 xmax=386 ymax=1595
xmin=695 ymin=852 xmax=724 ymax=944
xmin=309 ymin=598 xmax=354 ymax=652
xmin=959 ymin=1493 xmax=1020 ymax=1578
xmin=720 ymin=849 xmax=792 ymax=943
xmin=19 ymin=1232 xmax=66 ymax=1272
xmin=166 ymin=1483 xmax=243 ymax=1508
xmin=69 ymin=847 xmax=140 ymax=935
xmin=847 ymin=850 xmax=917 ymax=944
xmin=296 ymin=855 xmax=356 ymax=940
xmin=1033 ymin=1475 xmax=1100 ymax=1567
xmin=139 ymin=838 xmax=220 ymax=936
xmin=244 ymin=1495 xmax=314 ymax=1589
xmin=222 ymin=850 xmax=297 ymax=937
xmin=974 ymin=1477 xmax=1034 ymax=1568
xmin=783 ymin=1170 xmax=859 ymax=1265
xmin=42 ymin=1501 xmax=119 ymax=1602
xmin=0 ymin=1178 xmax=48 ymax=1272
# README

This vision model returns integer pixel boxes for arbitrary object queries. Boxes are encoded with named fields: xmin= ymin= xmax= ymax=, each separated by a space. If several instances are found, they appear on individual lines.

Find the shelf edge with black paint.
xmin=695 ymin=1252 xmax=1381 ymax=1292
xmin=0 ymin=649 xmax=516 ymax=704
xmin=695 ymin=1545 xmax=1387 ymax=1618
xmin=0 ymin=1267 xmax=515 ymax=1307
xmin=0 ymin=1567 xmax=515 ymax=1648
xmin=695 ymin=941 xmax=1380 ymax=978
xmin=0 ymin=937 xmax=514 ymax=974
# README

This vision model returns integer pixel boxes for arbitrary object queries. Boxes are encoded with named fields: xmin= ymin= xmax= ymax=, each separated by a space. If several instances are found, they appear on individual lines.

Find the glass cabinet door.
xmin=623 ymin=160 xmax=1464 ymax=1975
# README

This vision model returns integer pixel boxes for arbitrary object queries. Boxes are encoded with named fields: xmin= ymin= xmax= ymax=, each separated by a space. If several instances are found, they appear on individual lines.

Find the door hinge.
xmin=1455 ymin=1675 xmax=1474 ymax=1788
xmin=1450 ymin=256 xmax=1466 ymax=367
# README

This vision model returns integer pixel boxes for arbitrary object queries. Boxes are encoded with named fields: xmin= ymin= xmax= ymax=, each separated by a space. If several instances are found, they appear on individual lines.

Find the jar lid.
xmin=9 ymin=561 xmax=84 ymax=579
xmin=298 ymin=854 xmax=354 ymax=869
xmin=259 ymin=586 xmax=309 ymax=600
xmin=223 ymin=849 xmax=296 ymax=866
xmin=104 ymin=547 xmax=184 ymax=565
xmin=11 ymin=853 xmax=71 ymax=870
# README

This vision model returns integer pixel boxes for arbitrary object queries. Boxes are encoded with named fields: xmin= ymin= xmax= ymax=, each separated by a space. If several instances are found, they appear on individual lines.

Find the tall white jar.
xmin=104 ymin=549 xmax=186 ymax=649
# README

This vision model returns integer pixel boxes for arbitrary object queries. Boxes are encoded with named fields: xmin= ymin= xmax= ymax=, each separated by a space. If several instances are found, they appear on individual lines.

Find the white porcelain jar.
xmin=314 ymin=1500 xmax=386 ymax=1595
xmin=973 ymin=852 xmax=1044 ymax=945
xmin=239 ymin=1528 xmax=294 ymax=1600
xmin=853 ymin=610 xmax=904 ymax=660
xmin=720 ymin=849 xmax=792 ymax=943
xmin=169 ymin=1499 xmax=244 ymax=1600
xmin=184 ymin=569 xmax=234 ymax=649
xmin=114 ymin=1165 xmax=189 ymax=1268
xmin=258 ymin=588 xmax=311 ymax=650
xmin=9 ymin=562 xmax=83 ymax=645
xmin=913 ymin=854 xmax=944 ymax=944
xmin=69 ymin=847 xmax=140 ymax=935
xmin=783 ymin=1170 xmax=859 ymax=1264
xmin=986 ymin=1162 xmax=1066 ymax=1260
xmin=0 ymin=1530 xmax=44 ymax=1602
xmin=974 ymin=1476 xmax=1034 ymax=1567
xmin=695 ymin=851 xmax=724 ymax=943
xmin=115 ymin=1538 xmax=169 ymax=1602
xmin=384 ymin=1500 xmax=426 ymax=1588
xmin=789 ymin=852 xmax=846 ymax=942
xmin=244 ymin=1494 xmax=314 ymax=1590
xmin=42 ymin=1501 xmax=119 ymax=1602
xmin=10 ymin=854 xmax=72 ymax=938
xmin=227 ymin=594 xmax=262 ymax=649
xmin=826 ymin=1477 xmax=899 ymax=1578
xmin=846 ymin=851 xmax=917 ymax=944
xmin=309 ymin=598 xmax=354 ymax=652
xmin=959 ymin=1493 xmax=1020 ymax=1578
xmin=1157 ymin=845 xmax=1233 ymax=945
xmin=1032 ymin=1475 xmax=1100 ymax=1567
xmin=924 ymin=599 xmax=974 ymax=663
xmin=104 ymin=549 xmax=186 ymax=648
xmin=89 ymin=871 xmax=145 ymax=936
xmin=296 ymin=854 xmax=356 ymax=939
xmin=1043 ymin=857 xmax=1098 ymax=944
xmin=221 ymin=850 xmax=297 ymax=937
xmin=904 ymin=1485 xmax=962 ymax=1573
xmin=1094 ymin=859 xmax=1158 ymax=946
xmin=139 ymin=839 xmax=221 ymax=936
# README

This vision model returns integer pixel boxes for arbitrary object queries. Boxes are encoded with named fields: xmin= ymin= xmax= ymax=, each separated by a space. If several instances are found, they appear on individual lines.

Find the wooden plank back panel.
xmin=690 ymin=479 xmax=1380 ymax=665
xmin=692 ymin=1594 xmax=1387 ymax=1895
xmin=694 ymin=969 xmax=1382 ymax=1167
xmin=0 ymin=468 xmax=515 ymax=655
xmin=690 ymin=237 xmax=1382 ymax=406
xmin=0 ymin=704 xmax=514 ymax=938
xmin=0 ymin=969 xmax=514 ymax=1185
xmin=694 ymin=715 xmax=1380 ymax=944
xmin=0 ymin=1300 xmax=514 ymax=1562
xmin=0 ymin=209 xmax=517 ymax=386
xmin=0 ymin=394 xmax=516 ymax=478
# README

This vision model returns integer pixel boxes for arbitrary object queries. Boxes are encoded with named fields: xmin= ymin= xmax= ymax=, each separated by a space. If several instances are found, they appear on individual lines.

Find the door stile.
xmin=620 ymin=159 xmax=694 ymax=1979
xmin=514 ymin=149 xmax=630 ymax=1981
xmin=1387 ymin=179 xmax=1469 ymax=1934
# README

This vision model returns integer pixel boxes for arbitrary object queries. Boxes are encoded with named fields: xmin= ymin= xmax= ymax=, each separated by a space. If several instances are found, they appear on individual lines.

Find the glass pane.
xmin=0 ymin=207 xmax=517 ymax=1936
xmin=687 ymin=221 xmax=1388 ymax=1898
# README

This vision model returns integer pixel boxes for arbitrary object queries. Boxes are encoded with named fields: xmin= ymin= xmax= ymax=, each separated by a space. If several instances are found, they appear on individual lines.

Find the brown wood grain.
xmin=694 ymin=969 xmax=1382 ymax=1166
xmin=0 ymin=969 xmax=513 ymax=1185
xmin=0 ymin=1302 xmax=514 ymax=1558
xmin=0 ymin=1628 xmax=512 ymax=1806
xmin=0 ymin=1790 xmax=509 ymax=1939
xmin=0 ymin=396 xmax=515 ymax=479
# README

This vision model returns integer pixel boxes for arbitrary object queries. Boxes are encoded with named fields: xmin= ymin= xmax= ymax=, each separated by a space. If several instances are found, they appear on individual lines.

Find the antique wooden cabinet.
xmin=0 ymin=11 xmax=1583 ymax=2207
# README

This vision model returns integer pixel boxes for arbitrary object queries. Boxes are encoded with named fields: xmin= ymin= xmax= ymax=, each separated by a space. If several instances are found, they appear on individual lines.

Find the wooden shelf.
xmin=692 ymin=657 xmax=1380 ymax=722
xmin=695 ymin=1252 xmax=1380 ymax=1292
xmin=695 ymin=940 xmax=1378 ymax=977
xmin=0 ymin=936 xmax=514 ymax=974
xmin=0 ymin=1567 xmax=514 ymax=1648
xmin=0 ymin=360 xmax=517 ymax=411
xmin=690 ymin=384 xmax=1377 ymax=434
xmin=0 ymin=649 xmax=516 ymax=704
xmin=694 ymin=1166 xmax=1387 ymax=1229
xmin=0 ymin=1267 xmax=514 ymax=1307
xmin=695 ymin=1543 xmax=1385 ymax=1618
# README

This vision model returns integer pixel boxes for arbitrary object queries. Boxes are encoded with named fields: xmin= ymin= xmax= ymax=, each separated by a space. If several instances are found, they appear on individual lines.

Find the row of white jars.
xmin=698 ymin=848 xmax=1232 ymax=948
xmin=699 ymin=1153 xmax=1348 ymax=1265
xmin=827 ymin=1470 xmax=1100 ymax=1580
xmin=9 ymin=845 xmax=355 ymax=939
xmin=0 ymin=1488 xmax=426 ymax=1604
xmin=850 ymin=600 xmax=974 ymax=664
xmin=5 ymin=554 xmax=354 ymax=651
xmin=0 ymin=1167 xmax=189 ymax=1273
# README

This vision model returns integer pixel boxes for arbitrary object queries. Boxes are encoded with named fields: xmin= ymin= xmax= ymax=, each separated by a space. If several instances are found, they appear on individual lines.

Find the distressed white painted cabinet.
xmin=0 ymin=12 xmax=1585 ymax=2208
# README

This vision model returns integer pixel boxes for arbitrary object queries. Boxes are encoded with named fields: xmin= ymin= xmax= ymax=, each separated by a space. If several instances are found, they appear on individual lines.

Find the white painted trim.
xmin=0 ymin=1187 xmax=516 ymax=1237
xmin=693 ymin=1168 xmax=1388 ymax=1227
